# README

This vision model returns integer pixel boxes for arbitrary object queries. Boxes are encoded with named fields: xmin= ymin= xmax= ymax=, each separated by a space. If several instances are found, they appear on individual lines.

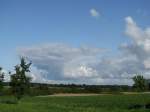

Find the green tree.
xmin=132 ymin=75 xmax=148 ymax=91
xmin=146 ymin=79 xmax=150 ymax=90
xmin=0 ymin=67 xmax=4 ymax=94
xmin=10 ymin=57 xmax=32 ymax=100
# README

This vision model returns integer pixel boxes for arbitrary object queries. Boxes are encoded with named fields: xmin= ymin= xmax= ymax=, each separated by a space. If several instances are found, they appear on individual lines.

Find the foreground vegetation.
xmin=0 ymin=94 xmax=150 ymax=112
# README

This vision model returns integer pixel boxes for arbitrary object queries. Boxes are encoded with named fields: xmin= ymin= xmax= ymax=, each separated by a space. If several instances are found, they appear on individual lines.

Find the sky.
xmin=0 ymin=0 xmax=150 ymax=85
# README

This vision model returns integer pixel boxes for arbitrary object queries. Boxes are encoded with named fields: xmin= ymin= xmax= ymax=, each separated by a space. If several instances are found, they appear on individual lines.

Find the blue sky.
xmin=0 ymin=0 xmax=150 ymax=84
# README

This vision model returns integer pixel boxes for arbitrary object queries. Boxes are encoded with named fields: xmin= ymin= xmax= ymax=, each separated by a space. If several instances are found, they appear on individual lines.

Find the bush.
xmin=128 ymin=104 xmax=144 ymax=109
xmin=145 ymin=103 xmax=150 ymax=109
xmin=0 ymin=98 xmax=18 ymax=104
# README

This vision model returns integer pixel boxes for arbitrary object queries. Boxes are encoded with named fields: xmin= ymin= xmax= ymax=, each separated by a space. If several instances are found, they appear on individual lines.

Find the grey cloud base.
xmin=18 ymin=17 xmax=150 ymax=85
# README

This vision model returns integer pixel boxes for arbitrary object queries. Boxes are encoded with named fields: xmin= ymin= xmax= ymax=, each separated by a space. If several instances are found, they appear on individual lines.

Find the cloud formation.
xmin=18 ymin=16 xmax=150 ymax=85
xmin=18 ymin=44 xmax=105 ymax=84
xmin=90 ymin=8 xmax=100 ymax=18
xmin=123 ymin=16 xmax=150 ymax=70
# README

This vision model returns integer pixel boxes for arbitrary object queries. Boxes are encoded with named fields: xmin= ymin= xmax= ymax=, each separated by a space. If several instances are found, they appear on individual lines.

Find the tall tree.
xmin=132 ymin=75 xmax=148 ymax=91
xmin=10 ymin=57 xmax=32 ymax=100
xmin=0 ymin=67 xmax=4 ymax=93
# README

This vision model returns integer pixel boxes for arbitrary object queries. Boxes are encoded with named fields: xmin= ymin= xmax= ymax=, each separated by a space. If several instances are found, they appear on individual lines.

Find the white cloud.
xmin=90 ymin=8 xmax=100 ymax=18
xmin=27 ymin=66 xmax=49 ymax=83
xmin=0 ymin=69 xmax=10 ymax=82
xmin=125 ymin=16 xmax=145 ymax=45
xmin=18 ymin=44 xmax=106 ymax=84
xmin=124 ymin=16 xmax=150 ymax=70
xmin=64 ymin=64 xmax=98 ymax=78
xmin=17 ymin=16 xmax=150 ymax=85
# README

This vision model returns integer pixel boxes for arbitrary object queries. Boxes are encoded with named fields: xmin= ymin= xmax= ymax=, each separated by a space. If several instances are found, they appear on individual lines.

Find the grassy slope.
xmin=0 ymin=94 xmax=150 ymax=112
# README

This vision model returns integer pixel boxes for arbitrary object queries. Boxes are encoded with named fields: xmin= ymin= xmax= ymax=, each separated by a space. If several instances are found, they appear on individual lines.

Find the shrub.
xmin=0 ymin=98 xmax=18 ymax=104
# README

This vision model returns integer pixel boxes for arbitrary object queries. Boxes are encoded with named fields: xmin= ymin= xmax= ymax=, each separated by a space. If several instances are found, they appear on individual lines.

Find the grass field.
xmin=0 ymin=94 xmax=150 ymax=112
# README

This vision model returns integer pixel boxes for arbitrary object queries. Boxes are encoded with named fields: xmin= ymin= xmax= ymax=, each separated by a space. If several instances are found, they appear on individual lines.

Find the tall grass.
xmin=0 ymin=94 xmax=150 ymax=112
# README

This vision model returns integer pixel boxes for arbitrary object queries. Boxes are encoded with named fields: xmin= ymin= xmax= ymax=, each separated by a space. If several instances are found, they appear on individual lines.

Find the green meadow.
xmin=0 ymin=94 xmax=150 ymax=112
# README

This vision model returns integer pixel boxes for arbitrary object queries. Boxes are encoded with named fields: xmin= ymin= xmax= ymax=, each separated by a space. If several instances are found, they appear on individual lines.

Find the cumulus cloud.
xmin=18 ymin=16 xmax=150 ymax=85
xmin=18 ymin=44 xmax=105 ymax=84
xmin=123 ymin=16 xmax=150 ymax=70
xmin=90 ymin=8 xmax=100 ymax=18
xmin=64 ymin=64 xmax=99 ymax=79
